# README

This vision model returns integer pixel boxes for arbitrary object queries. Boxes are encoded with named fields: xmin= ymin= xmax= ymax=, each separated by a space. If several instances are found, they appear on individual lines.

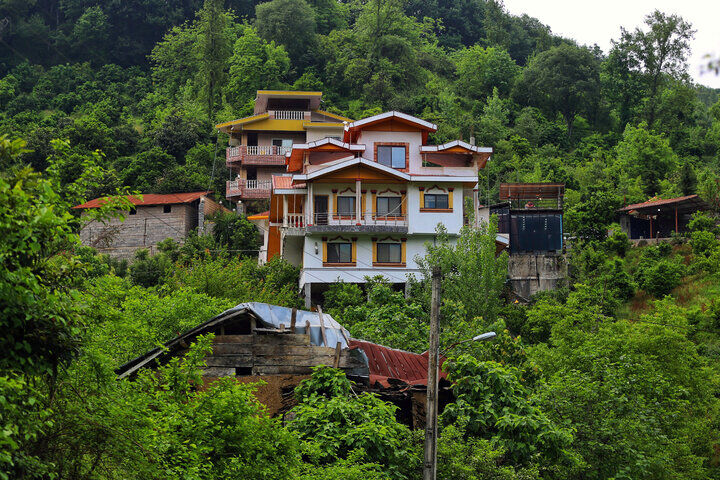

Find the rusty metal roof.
xmin=499 ymin=183 xmax=565 ymax=200
xmin=617 ymin=194 xmax=708 ymax=214
xmin=74 ymin=191 xmax=210 ymax=209
xmin=349 ymin=339 xmax=446 ymax=388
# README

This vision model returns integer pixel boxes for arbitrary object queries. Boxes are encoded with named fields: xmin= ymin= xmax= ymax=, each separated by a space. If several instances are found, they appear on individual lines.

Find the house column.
xmin=308 ymin=183 xmax=314 ymax=226
xmin=282 ymin=195 xmax=288 ymax=227
xmin=304 ymin=283 xmax=312 ymax=309
xmin=355 ymin=179 xmax=361 ymax=225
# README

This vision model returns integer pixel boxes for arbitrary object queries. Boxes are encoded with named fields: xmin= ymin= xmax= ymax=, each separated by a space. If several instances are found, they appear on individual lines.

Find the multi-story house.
xmin=257 ymin=111 xmax=491 ymax=307
xmin=215 ymin=90 xmax=351 ymax=211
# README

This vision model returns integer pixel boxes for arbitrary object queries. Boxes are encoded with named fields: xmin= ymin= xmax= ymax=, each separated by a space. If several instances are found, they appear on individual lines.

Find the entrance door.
xmin=314 ymin=195 xmax=328 ymax=225
xmin=247 ymin=132 xmax=258 ymax=146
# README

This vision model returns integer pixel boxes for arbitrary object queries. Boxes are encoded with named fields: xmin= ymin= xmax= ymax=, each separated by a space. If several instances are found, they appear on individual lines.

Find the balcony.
xmin=269 ymin=110 xmax=308 ymax=120
xmin=226 ymin=179 xmax=272 ymax=200
xmin=282 ymin=212 xmax=408 ymax=234
xmin=226 ymin=146 xmax=292 ymax=166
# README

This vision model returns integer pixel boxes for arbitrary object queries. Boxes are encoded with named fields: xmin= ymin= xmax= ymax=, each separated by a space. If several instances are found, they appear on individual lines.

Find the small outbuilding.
xmin=74 ymin=192 xmax=229 ymax=258
xmin=116 ymin=303 xmax=449 ymax=428
xmin=617 ymin=195 xmax=709 ymax=240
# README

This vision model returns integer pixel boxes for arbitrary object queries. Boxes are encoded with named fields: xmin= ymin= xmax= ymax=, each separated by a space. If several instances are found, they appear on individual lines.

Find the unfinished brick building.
xmin=75 ymin=191 xmax=228 ymax=259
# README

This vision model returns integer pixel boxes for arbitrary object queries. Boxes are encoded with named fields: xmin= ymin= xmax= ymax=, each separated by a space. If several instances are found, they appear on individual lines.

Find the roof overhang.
xmin=344 ymin=111 xmax=437 ymax=141
xmin=215 ymin=113 xmax=270 ymax=133
xmin=254 ymin=90 xmax=322 ymax=113
xmin=420 ymin=140 xmax=492 ymax=154
xmin=617 ymin=195 xmax=709 ymax=215
xmin=294 ymin=157 xmax=411 ymax=181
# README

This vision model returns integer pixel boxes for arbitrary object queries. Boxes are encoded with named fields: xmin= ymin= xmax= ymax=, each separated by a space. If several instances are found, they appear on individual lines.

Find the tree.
xmin=211 ymin=211 xmax=261 ymax=255
xmin=225 ymin=25 xmax=290 ymax=108
xmin=416 ymin=216 xmax=508 ymax=324
xmin=197 ymin=0 xmax=232 ymax=122
xmin=614 ymin=122 xmax=678 ymax=196
xmin=513 ymin=43 xmax=601 ymax=137
xmin=454 ymin=45 xmax=520 ymax=100
xmin=618 ymin=10 xmax=695 ymax=126
xmin=255 ymin=0 xmax=316 ymax=67
xmin=532 ymin=300 xmax=715 ymax=479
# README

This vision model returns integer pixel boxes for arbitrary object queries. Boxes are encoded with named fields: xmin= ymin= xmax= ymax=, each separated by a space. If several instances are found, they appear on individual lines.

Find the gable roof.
xmin=345 ymin=111 xmax=437 ymax=133
xmin=74 ymin=192 xmax=210 ymax=209
xmin=292 ymin=157 xmax=411 ymax=181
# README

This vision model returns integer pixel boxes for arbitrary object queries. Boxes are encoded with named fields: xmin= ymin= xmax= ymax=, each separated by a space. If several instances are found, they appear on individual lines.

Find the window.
xmin=424 ymin=193 xmax=449 ymax=209
xmin=376 ymin=197 xmax=402 ymax=217
xmin=163 ymin=205 xmax=172 ymax=213
xmin=377 ymin=243 xmax=402 ymax=263
xmin=327 ymin=242 xmax=352 ymax=263
xmin=336 ymin=196 xmax=356 ymax=216
xmin=377 ymin=145 xmax=406 ymax=169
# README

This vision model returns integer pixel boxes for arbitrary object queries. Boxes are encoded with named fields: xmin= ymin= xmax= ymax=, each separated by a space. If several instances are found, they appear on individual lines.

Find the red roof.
xmin=617 ymin=194 xmax=707 ymax=213
xmin=74 ymin=192 xmax=210 ymax=209
xmin=349 ymin=339 xmax=447 ymax=388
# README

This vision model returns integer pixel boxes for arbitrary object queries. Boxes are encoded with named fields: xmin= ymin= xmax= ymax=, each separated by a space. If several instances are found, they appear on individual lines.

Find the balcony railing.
xmin=271 ymin=110 xmax=306 ymax=120
xmin=226 ymin=179 xmax=272 ymax=199
xmin=226 ymin=146 xmax=293 ymax=165
xmin=281 ymin=212 xmax=408 ymax=228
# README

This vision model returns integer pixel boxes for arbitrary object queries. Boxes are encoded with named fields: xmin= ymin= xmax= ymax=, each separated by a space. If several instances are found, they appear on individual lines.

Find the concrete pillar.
xmin=282 ymin=195 xmax=288 ymax=227
xmin=355 ymin=179 xmax=361 ymax=223
xmin=308 ymin=183 xmax=314 ymax=225
xmin=304 ymin=283 xmax=312 ymax=309
xmin=198 ymin=197 xmax=206 ymax=234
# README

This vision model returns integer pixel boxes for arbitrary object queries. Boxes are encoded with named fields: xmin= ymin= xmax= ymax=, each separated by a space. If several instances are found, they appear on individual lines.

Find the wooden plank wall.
xmin=202 ymin=332 xmax=367 ymax=377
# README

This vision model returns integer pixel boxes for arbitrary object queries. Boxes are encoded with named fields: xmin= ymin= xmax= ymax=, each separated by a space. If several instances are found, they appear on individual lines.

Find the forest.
xmin=2 ymin=0 xmax=720 ymax=478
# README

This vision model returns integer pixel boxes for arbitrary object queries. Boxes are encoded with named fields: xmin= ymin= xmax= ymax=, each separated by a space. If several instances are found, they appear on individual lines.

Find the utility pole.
xmin=423 ymin=266 xmax=441 ymax=480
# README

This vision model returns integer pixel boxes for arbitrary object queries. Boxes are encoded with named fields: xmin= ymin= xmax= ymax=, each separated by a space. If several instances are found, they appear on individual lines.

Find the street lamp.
xmin=423 ymin=330 xmax=496 ymax=480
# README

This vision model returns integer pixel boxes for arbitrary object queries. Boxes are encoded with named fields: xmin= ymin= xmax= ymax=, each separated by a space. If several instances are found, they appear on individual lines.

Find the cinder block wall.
xmin=80 ymin=203 xmax=195 ymax=259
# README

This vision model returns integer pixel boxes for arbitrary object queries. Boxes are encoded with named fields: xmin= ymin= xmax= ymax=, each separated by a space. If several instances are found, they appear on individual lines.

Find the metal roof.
xmin=349 ymin=339 xmax=445 ymax=388
xmin=617 ymin=194 xmax=709 ymax=214
xmin=499 ymin=183 xmax=565 ymax=200
xmin=74 ymin=191 xmax=210 ymax=209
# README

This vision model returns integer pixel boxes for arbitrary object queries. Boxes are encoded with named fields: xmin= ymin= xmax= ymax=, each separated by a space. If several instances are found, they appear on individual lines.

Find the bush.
xmin=639 ymin=259 xmax=685 ymax=297
xmin=690 ymin=230 xmax=718 ymax=256
xmin=605 ymin=224 xmax=631 ymax=257
xmin=129 ymin=249 xmax=172 ymax=287
xmin=688 ymin=211 xmax=717 ymax=234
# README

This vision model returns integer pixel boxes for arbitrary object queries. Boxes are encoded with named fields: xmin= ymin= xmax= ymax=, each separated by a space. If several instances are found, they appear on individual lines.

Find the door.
xmin=314 ymin=195 xmax=328 ymax=225
xmin=247 ymin=132 xmax=258 ymax=146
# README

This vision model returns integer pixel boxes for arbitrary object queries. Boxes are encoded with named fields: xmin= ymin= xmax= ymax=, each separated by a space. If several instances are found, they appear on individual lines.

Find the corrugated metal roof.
xmin=74 ymin=192 xmax=210 ymax=209
xmin=617 ymin=194 xmax=707 ymax=213
xmin=349 ymin=339 xmax=446 ymax=388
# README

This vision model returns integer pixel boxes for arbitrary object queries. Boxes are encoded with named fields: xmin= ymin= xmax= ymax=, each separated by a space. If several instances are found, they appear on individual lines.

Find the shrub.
xmin=639 ymin=259 xmax=685 ymax=297
xmin=605 ymin=224 xmax=631 ymax=257
xmin=688 ymin=211 xmax=717 ymax=234
xmin=129 ymin=248 xmax=172 ymax=287
xmin=690 ymin=230 xmax=718 ymax=256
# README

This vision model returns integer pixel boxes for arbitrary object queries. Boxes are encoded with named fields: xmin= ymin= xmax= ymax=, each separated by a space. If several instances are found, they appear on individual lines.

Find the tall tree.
xmin=513 ymin=43 xmax=601 ymax=138
xmin=619 ymin=10 xmax=695 ymax=126
xmin=255 ymin=0 xmax=316 ymax=68
xmin=197 ymin=0 xmax=232 ymax=122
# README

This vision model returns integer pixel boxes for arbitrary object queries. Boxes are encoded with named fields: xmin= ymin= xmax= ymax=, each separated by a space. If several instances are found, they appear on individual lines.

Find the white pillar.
xmin=282 ymin=195 xmax=288 ymax=227
xmin=308 ymin=183 xmax=314 ymax=225
xmin=355 ymin=179 xmax=361 ymax=223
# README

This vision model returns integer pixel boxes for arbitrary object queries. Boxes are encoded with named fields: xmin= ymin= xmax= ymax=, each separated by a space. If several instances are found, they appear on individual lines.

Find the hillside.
xmin=2 ymin=0 xmax=720 ymax=479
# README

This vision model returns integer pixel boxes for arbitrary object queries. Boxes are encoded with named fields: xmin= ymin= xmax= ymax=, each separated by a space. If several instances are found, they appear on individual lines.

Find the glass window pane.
xmin=377 ymin=146 xmax=392 ymax=167
xmin=328 ymin=243 xmax=352 ymax=263
xmin=424 ymin=194 xmax=449 ymax=209
xmin=337 ymin=197 xmax=356 ymax=215
xmin=377 ymin=197 xmax=402 ymax=216
xmin=377 ymin=243 xmax=401 ymax=263
xmin=391 ymin=147 xmax=405 ymax=168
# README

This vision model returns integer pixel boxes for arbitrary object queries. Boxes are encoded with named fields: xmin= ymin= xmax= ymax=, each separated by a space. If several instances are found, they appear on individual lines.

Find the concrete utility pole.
xmin=423 ymin=266 xmax=441 ymax=480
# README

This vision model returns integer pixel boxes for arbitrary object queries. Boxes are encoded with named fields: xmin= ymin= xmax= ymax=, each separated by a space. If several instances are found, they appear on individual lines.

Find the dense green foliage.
xmin=3 ymin=0 xmax=720 ymax=479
